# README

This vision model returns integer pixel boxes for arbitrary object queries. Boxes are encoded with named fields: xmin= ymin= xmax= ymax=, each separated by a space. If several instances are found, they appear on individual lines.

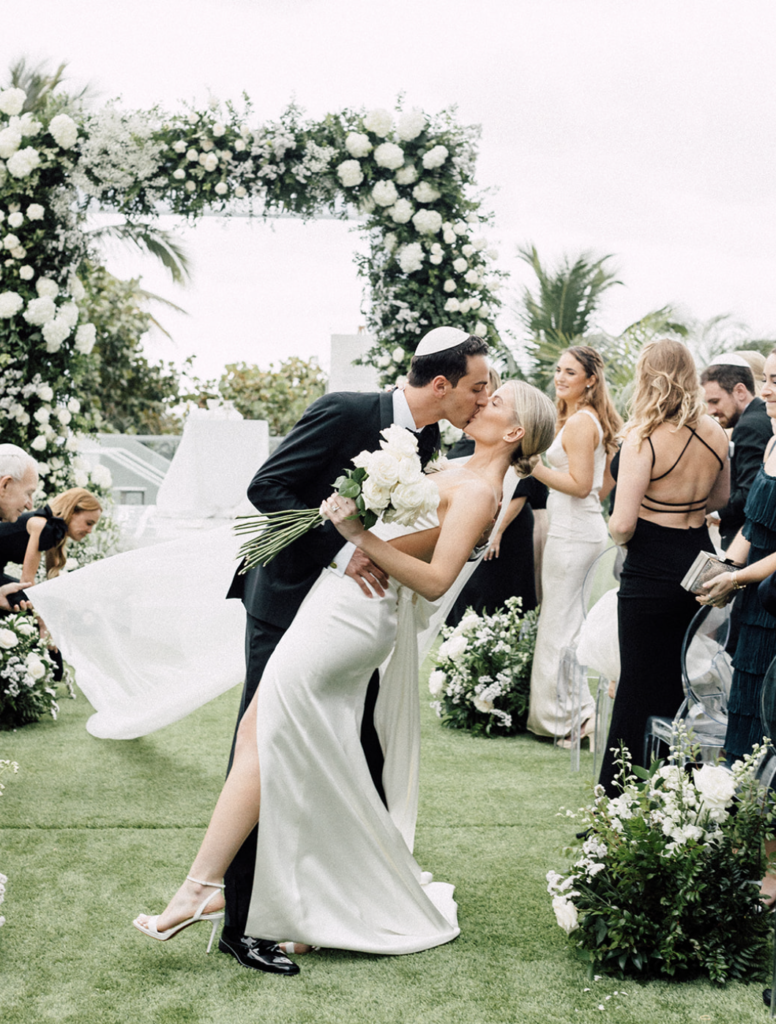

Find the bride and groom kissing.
xmin=133 ymin=326 xmax=556 ymax=972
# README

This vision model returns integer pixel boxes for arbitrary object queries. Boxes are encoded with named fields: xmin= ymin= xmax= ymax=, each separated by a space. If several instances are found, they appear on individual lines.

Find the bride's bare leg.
xmin=136 ymin=692 xmax=261 ymax=932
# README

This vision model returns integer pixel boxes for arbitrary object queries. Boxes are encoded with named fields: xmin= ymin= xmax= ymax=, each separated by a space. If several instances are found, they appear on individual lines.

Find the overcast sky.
xmin=5 ymin=0 xmax=775 ymax=378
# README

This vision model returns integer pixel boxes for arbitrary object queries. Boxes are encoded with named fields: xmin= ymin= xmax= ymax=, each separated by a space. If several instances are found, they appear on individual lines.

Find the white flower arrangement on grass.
xmin=0 ymin=613 xmax=69 ymax=729
xmin=235 ymin=424 xmax=439 ymax=570
xmin=431 ymin=597 xmax=539 ymax=736
xmin=548 ymin=735 xmax=776 ymax=984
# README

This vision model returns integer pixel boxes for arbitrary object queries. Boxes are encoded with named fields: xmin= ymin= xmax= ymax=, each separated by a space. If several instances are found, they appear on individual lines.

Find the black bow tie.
xmin=416 ymin=424 xmax=441 ymax=468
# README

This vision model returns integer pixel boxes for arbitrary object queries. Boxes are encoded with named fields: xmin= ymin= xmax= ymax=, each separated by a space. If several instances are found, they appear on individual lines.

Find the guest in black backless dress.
xmin=599 ymin=339 xmax=729 ymax=796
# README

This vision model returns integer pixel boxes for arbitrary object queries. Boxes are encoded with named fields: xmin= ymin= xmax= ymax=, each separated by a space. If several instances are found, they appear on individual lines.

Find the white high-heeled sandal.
xmin=133 ymin=875 xmax=225 ymax=953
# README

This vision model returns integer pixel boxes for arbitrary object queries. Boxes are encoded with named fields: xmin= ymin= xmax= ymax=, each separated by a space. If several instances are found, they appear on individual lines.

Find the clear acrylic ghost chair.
xmin=555 ymin=545 xmax=621 ymax=771
xmin=643 ymin=602 xmax=733 ymax=767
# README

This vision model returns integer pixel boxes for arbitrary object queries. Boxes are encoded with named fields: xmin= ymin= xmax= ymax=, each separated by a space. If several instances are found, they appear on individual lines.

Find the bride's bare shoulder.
xmin=436 ymin=467 xmax=496 ymax=507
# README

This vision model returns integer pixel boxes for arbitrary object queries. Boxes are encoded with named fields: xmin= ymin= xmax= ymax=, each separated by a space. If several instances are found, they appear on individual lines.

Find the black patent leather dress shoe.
xmin=218 ymin=933 xmax=300 ymax=975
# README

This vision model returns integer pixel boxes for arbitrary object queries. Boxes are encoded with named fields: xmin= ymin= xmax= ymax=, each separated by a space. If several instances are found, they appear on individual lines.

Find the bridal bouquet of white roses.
xmin=548 ymin=736 xmax=776 ymax=984
xmin=235 ymin=424 xmax=440 ymax=570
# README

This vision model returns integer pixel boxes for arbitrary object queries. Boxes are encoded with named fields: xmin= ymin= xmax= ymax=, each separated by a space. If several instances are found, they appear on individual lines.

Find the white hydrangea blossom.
xmin=336 ymin=159 xmax=364 ymax=187
xmin=74 ymin=323 xmax=97 ymax=354
xmin=7 ymin=147 xmax=40 ymax=179
xmin=422 ymin=145 xmax=449 ymax=170
xmin=412 ymin=209 xmax=443 ymax=235
xmin=372 ymin=180 xmax=399 ymax=207
xmin=395 ymin=165 xmax=418 ymax=186
xmin=49 ymin=114 xmax=78 ymax=149
xmin=0 ymin=88 xmax=26 ymax=116
xmin=363 ymin=108 xmax=393 ymax=137
xmin=18 ymin=266 xmax=34 ymax=281
xmin=388 ymin=199 xmax=414 ymax=224
xmin=23 ymin=296 xmax=56 ymax=325
xmin=0 ymin=126 xmax=22 ymax=160
xmin=397 ymin=242 xmax=424 ymax=274
xmin=397 ymin=109 xmax=425 ymax=141
xmin=42 ymin=318 xmax=71 ymax=352
xmin=344 ymin=132 xmax=372 ymax=158
xmin=412 ymin=182 xmax=441 ymax=204
xmin=0 ymin=292 xmax=23 ymax=318
xmin=36 ymin=278 xmax=59 ymax=299
xmin=373 ymin=142 xmax=404 ymax=170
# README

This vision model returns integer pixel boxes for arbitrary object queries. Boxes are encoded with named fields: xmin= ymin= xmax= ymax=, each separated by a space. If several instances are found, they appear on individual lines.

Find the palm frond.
xmin=88 ymin=223 xmax=192 ymax=284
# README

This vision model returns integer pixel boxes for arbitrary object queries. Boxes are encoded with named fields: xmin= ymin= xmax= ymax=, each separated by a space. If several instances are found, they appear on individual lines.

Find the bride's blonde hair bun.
xmin=501 ymin=380 xmax=557 ymax=477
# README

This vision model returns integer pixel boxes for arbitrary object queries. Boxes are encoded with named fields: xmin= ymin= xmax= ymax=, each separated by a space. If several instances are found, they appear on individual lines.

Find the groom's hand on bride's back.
xmin=345 ymin=550 xmax=389 ymax=598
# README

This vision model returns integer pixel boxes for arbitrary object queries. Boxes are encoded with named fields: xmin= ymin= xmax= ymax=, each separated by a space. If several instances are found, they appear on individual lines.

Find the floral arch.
xmin=0 ymin=88 xmax=505 ymax=489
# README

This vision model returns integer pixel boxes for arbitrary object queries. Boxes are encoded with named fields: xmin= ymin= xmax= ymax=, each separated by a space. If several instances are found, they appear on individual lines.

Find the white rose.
xmin=336 ymin=159 xmax=364 ymax=188
xmin=397 ymin=243 xmax=424 ymax=274
xmin=186 ymin=148 xmax=199 ymax=162
xmin=185 ymin=181 xmax=196 ymax=192
xmin=552 ymin=896 xmax=579 ymax=935
xmin=376 ymin=353 xmax=391 ymax=368
xmin=23 ymin=295 xmax=56 ymax=325
xmin=462 ymin=243 xmax=475 ymax=257
xmin=366 ymin=450 xmax=401 ymax=489
xmin=361 ymin=476 xmax=391 ymax=514
xmin=67 ymin=275 xmax=85 ymax=301
xmin=36 ymin=277 xmax=59 ymax=299
xmin=454 ymin=223 xmax=467 ymax=236
xmin=470 ymin=297 xmax=482 ymax=310
xmin=372 ymin=180 xmax=398 ymax=207
xmin=373 ymin=142 xmax=404 ymax=170
xmin=201 ymin=153 xmax=218 ymax=172
xmin=428 ymin=669 xmax=446 ymax=697
xmin=0 ymin=628 xmax=18 ymax=649
xmin=388 ymin=480 xmax=434 ymax=525
xmin=384 ymin=232 xmax=398 ymax=253
xmin=422 ymin=145 xmax=449 ymax=170
xmin=444 ymin=298 xmax=460 ymax=313
xmin=473 ymin=322 xmax=487 ymax=338
xmin=364 ymin=108 xmax=393 ymax=137
xmin=0 ymin=125 xmax=21 ymax=159
xmin=25 ymin=653 xmax=45 ymax=680
xmin=234 ymin=139 xmax=246 ymax=152
xmin=443 ymin=280 xmax=457 ymax=293
xmin=395 ymin=165 xmax=418 ymax=186
xmin=439 ymin=634 xmax=468 ymax=661
xmin=173 ymin=168 xmax=186 ymax=180
xmin=200 ymin=138 xmax=215 ymax=152
xmin=453 ymin=257 xmax=468 ymax=273
xmin=487 ymin=248 xmax=499 ymax=260
xmin=173 ymin=139 xmax=187 ymax=153
xmin=388 ymin=199 xmax=414 ymax=224
xmin=34 ymin=407 xmax=50 ymax=424
xmin=443 ymin=229 xmax=457 ymax=245
xmin=380 ymin=424 xmax=419 ymax=459
xmin=37 ymin=384 xmax=54 ymax=401
xmin=74 ymin=323 xmax=96 ymax=354
xmin=7 ymin=146 xmax=41 ymax=178
xmin=0 ymin=291 xmax=23 ymax=318
xmin=15 ymin=410 xmax=30 ymax=426
xmin=234 ymin=186 xmax=247 ymax=198
xmin=429 ymin=254 xmax=443 ymax=265
xmin=7 ymin=212 xmax=23 ymax=229
xmin=344 ymin=132 xmax=372 ymax=158
xmin=73 ymin=469 xmax=88 ymax=487
xmin=0 ymin=88 xmax=26 ymax=116
xmin=59 ymin=302 xmax=79 ymax=328
xmin=694 ymin=764 xmax=736 ymax=819
xmin=10 ymin=245 xmax=26 ymax=259
xmin=392 ymin=346 xmax=406 ymax=363
xmin=412 ymin=209 xmax=443 ymax=235
xmin=18 ymin=265 xmax=34 ymax=280
xmin=214 ymin=182 xmax=228 ymax=195
xmin=465 ymin=269 xmax=480 ymax=285
xmin=3 ymin=233 xmax=19 ymax=251
xmin=56 ymin=408 xmax=72 ymax=426
xmin=31 ymin=435 xmax=47 ymax=452
xmin=412 ymin=182 xmax=441 ymax=204
xmin=397 ymin=457 xmax=423 ymax=485
xmin=459 ymin=299 xmax=471 ymax=314
xmin=473 ymin=236 xmax=488 ymax=250
xmin=397 ymin=109 xmax=425 ymax=141
xmin=49 ymin=113 xmax=78 ymax=149
xmin=67 ymin=397 xmax=80 ymax=413
xmin=90 ymin=463 xmax=112 ymax=488
xmin=212 ymin=122 xmax=225 ymax=136
xmin=473 ymin=695 xmax=494 ymax=714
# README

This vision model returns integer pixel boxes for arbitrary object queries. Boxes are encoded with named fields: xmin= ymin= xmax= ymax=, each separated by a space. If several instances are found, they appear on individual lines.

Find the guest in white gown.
xmin=132 ymin=381 xmax=557 ymax=966
xmin=526 ymin=346 xmax=622 ymax=741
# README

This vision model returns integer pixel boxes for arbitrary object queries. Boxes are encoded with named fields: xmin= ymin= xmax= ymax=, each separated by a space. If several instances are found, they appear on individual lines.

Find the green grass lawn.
xmin=0 ymin=657 xmax=770 ymax=1024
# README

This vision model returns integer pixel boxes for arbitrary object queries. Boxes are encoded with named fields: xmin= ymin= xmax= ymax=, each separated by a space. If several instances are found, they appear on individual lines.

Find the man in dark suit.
xmin=701 ymin=359 xmax=773 ymax=549
xmin=220 ymin=327 xmax=490 ymax=972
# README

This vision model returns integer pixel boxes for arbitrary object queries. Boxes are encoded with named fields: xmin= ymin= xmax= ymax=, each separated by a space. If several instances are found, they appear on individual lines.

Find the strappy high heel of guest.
xmin=133 ymin=875 xmax=225 ymax=953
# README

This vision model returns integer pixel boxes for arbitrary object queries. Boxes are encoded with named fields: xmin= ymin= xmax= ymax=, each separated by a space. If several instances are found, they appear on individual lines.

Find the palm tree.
xmin=516 ymin=245 xmax=622 ymax=389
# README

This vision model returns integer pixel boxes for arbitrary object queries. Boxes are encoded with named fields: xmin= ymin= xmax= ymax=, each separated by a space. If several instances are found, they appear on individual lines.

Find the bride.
xmin=133 ymin=381 xmax=556 ymax=962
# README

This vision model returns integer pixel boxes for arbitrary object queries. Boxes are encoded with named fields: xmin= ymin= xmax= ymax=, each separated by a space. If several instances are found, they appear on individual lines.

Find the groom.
xmin=221 ymin=326 xmax=489 ymax=973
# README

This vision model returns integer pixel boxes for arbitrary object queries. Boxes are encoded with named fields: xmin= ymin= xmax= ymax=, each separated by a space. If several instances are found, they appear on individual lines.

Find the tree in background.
xmin=218 ymin=356 xmax=327 ymax=436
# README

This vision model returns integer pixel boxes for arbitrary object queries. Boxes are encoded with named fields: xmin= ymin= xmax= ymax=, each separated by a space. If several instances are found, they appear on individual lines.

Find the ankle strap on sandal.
xmin=187 ymin=874 xmax=225 ymax=889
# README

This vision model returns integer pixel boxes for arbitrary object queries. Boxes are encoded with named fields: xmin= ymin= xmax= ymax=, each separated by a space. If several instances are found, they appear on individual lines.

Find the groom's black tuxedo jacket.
xmin=227 ymin=390 xmax=439 ymax=630
xmin=719 ymin=396 xmax=772 ymax=549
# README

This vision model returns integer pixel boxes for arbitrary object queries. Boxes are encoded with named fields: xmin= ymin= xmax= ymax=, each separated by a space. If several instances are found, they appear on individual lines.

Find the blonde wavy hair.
xmin=45 ymin=488 xmax=103 ymax=578
xmin=625 ymin=338 xmax=706 ymax=445
xmin=556 ymin=345 xmax=622 ymax=455
xmin=502 ymin=379 xmax=558 ymax=477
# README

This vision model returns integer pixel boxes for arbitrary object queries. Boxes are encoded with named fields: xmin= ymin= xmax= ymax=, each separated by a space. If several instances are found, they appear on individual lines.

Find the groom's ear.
xmin=430 ymin=374 xmax=451 ymax=397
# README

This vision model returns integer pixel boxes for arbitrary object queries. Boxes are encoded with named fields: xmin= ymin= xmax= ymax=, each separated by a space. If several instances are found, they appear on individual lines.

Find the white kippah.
xmin=414 ymin=326 xmax=470 ymax=357
xmin=709 ymin=353 xmax=751 ymax=368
